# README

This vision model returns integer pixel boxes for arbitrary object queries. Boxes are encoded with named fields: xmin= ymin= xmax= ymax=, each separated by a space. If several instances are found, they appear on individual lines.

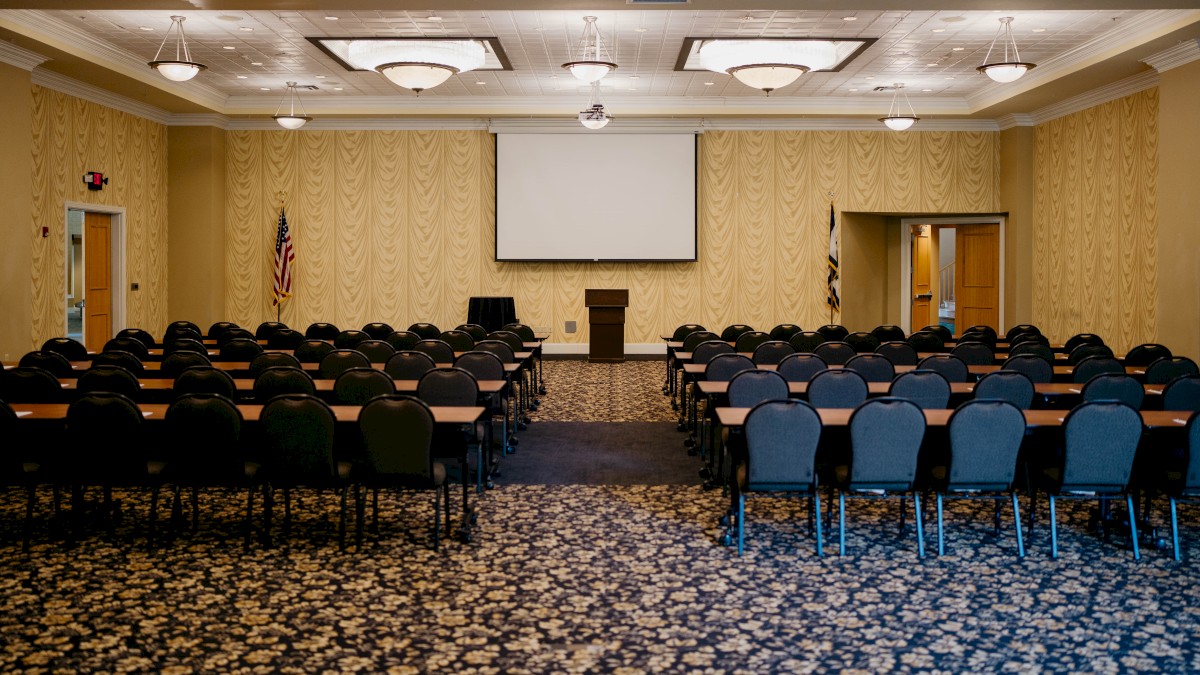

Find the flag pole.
xmin=827 ymin=191 xmax=837 ymax=325
xmin=276 ymin=191 xmax=286 ymax=323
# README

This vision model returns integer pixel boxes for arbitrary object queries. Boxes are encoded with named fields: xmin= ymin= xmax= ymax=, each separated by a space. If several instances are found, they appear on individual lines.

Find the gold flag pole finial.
xmin=276 ymin=191 xmax=287 ymax=209
xmin=827 ymin=190 xmax=836 ymax=203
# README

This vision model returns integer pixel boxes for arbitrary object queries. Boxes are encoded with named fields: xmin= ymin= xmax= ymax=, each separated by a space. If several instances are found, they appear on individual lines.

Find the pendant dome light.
xmin=148 ymin=15 xmax=206 ymax=82
xmin=347 ymin=40 xmax=486 ymax=93
xmin=699 ymin=40 xmax=839 ymax=94
xmin=879 ymin=83 xmax=919 ymax=131
xmin=977 ymin=17 xmax=1037 ymax=83
xmin=578 ymin=83 xmax=611 ymax=130
xmin=562 ymin=16 xmax=617 ymax=84
xmin=273 ymin=82 xmax=313 ymax=130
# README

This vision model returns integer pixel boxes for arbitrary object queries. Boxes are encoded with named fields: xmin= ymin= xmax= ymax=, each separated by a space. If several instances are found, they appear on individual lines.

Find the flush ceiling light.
xmin=698 ymin=39 xmax=839 ymax=93
xmin=879 ymin=82 xmax=919 ymax=131
xmin=148 ymin=15 xmax=206 ymax=82
xmin=346 ymin=39 xmax=486 ymax=92
xmin=578 ymin=83 xmax=611 ymax=130
xmin=977 ymin=17 xmax=1036 ymax=83
xmin=562 ymin=16 xmax=617 ymax=84
xmin=273 ymin=81 xmax=313 ymax=130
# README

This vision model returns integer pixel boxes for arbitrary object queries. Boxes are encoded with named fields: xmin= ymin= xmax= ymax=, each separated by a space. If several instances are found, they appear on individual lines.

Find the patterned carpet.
xmin=3 ymin=360 xmax=1199 ymax=672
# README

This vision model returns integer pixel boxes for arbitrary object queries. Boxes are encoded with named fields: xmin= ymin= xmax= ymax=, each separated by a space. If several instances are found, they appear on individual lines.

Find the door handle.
xmin=913 ymin=293 xmax=932 ymax=301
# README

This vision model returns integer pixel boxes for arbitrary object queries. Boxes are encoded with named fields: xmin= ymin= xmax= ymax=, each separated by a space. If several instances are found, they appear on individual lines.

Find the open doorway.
xmin=901 ymin=216 xmax=1004 ymax=335
xmin=64 ymin=203 xmax=126 ymax=351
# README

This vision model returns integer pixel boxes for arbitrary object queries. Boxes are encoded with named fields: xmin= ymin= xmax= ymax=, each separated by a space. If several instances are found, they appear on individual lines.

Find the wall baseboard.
xmin=541 ymin=342 xmax=665 ymax=356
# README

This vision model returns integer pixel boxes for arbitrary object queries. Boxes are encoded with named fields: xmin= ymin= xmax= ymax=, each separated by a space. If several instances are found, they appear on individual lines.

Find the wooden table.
xmin=714 ymin=406 xmax=1188 ymax=430
xmin=11 ymin=402 xmax=485 ymax=425
xmin=696 ymin=380 xmax=1162 ymax=398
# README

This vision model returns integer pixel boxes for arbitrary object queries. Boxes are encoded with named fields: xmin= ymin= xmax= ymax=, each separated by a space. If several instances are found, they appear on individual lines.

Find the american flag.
xmin=827 ymin=203 xmax=840 ymax=314
xmin=272 ymin=207 xmax=294 ymax=307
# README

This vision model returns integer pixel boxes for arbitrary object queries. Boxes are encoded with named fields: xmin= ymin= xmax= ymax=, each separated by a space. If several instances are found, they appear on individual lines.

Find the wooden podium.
xmin=585 ymin=289 xmax=629 ymax=363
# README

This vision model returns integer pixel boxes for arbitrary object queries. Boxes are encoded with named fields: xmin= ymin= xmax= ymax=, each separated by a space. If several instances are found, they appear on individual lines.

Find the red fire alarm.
xmin=83 ymin=172 xmax=108 ymax=190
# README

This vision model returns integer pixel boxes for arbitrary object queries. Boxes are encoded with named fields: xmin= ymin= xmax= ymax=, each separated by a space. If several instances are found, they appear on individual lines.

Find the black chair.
xmin=918 ymin=354 xmax=970 ymax=383
xmin=1163 ymin=375 xmax=1200 ymax=412
xmin=837 ymin=398 xmax=927 ymax=557
xmin=501 ymin=323 xmax=537 ymax=343
xmin=487 ymin=331 xmax=524 ymax=355
xmin=0 ymin=367 xmax=63 ymax=403
xmin=693 ymin=340 xmax=735 ymax=366
xmin=807 ymin=368 xmax=868 ymax=409
xmin=166 ymin=321 xmax=201 ymax=337
xmin=334 ymin=330 xmax=370 ymax=350
xmin=951 ymin=342 xmax=994 ymax=366
xmin=361 ymin=323 xmax=395 ymax=340
xmin=41 ymin=337 xmax=89 ymax=362
xmin=455 ymin=350 xmax=509 ymax=463
xmin=813 ymin=324 xmax=847 ymax=342
xmin=706 ymin=354 xmax=756 ymax=387
xmin=116 ymin=328 xmax=156 ymax=350
xmin=90 ymin=350 xmax=144 ymax=376
xmin=318 ymin=349 xmax=371 ymax=380
xmin=876 ymin=342 xmax=918 ymax=366
xmin=1004 ymin=324 xmax=1041 ymax=343
xmin=680 ymin=331 xmax=718 ymax=353
xmin=163 ymin=338 xmax=208 ymax=357
xmin=871 ymin=325 xmax=906 ymax=343
xmin=920 ymin=325 xmax=953 ymax=343
xmin=1124 ymin=343 xmax=1172 ymax=368
xmin=1165 ymin=412 xmax=1200 ymax=560
xmin=385 ymin=331 xmax=423 ymax=352
xmin=249 ymin=352 xmax=302 ymax=379
xmin=439 ymin=330 xmax=476 ymax=352
xmin=160 ymin=351 xmax=212 ymax=380
xmin=0 ymin=400 xmax=41 ymax=550
xmin=727 ymin=369 xmax=788 ymax=408
xmin=356 ymin=396 xmax=451 ymax=550
xmin=473 ymin=340 xmax=516 ymax=364
xmin=768 ymin=324 xmax=803 ymax=342
xmin=777 ymin=353 xmax=827 ymax=383
xmin=207 ymin=321 xmax=239 ymax=341
xmin=752 ymin=341 xmax=794 ymax=365
xmin=736 ymin=400 xmax=824 ymax=556
xmin=813 ymin=342 xmax=856 ymax=366
xmin=889 ymin=370 xmax=950 ymax=410
xmin=720 ymin=324 xmax=754 ymax=342
xmin=103 ymin=337 xmax=150 ymax=360
xmin=385 ymin=351 xmax=438 ymax=380
xmin=1009 ymin=342 xmax=1055 ymax=363
xmin=1146 ymin=357 xmax=1200 ymax=385
xmin=18 ymin=351 xmax=73 ymax=378
xmin=457 ymin=324 xmax=490 ymax=342
xmin=164 ymin=324 xmax=201 ymax=343
xmin=962 ymin=325 xmax=998 ymax=343
xmin=334 ymin=367 xmax=397 ymax=405
xmin=255 ymin=321 xmax=288 ymax=340
xmin=1064 ymin=333 xmax=1105 ymax=353
xmin=974 ymin=370 xmax=1035 ymax=409
xmin=670 ymin=324 xmax=706 ymax=342
xmin=253 ymin=366 xmax=315 ymax=403
xmin=844 ymin=354 xmax=895 ymax=383
xmin=257 ymin=394 xmax=350 ymax=550
xmin=788 ymin=331 xmax=826 ymax=354
xmin=267 ymin=329 xmax=305 ymax=350
xmin=77 ymin=364 xmax=141 ymax=399
xmin=959 ymin=331 xmax=997 ymax=350
xmin=1068 ymin=343 xmax=1115 ymax=366
xmin=907 ymin=331 xmax=945 ymax=354
xmin=1082 ymin=373 xmax=1144 ymax=409
xmin=1072 ymin=355 xmax=1124 ymax=384
xmin=933 ymin=399 xmax=1027 ymax=557
xmin=305 ymin=323 xmax=340 ymax=341
xmin=294 ymin=339 xmax=335 ymax=364
xmin=407 ymin=323 xmax=441 ymax=340
xmin=1032 ymin=401 xmax=1143 ymax=559
xmin=413 ymin=340 xmax=455 ymax=365
xmin=417 ymin=367 xmax=481 ymax=521
xmin=843 ymin=332 xmax=881 ymax=354
xmin=734 ymin=331 xmax=771 ymax=354
xmin=219 ymin=338 xmax=264 ymax=361
xmin=174 ymin=366 xmax=237 ymax=400
xmin=1010 ymin=333 xmax=1051 ymax=348
xmin=356 ymin=340 xmax=396 ymax=364
xmin=216 ymin=328 xmax=255 ymax=348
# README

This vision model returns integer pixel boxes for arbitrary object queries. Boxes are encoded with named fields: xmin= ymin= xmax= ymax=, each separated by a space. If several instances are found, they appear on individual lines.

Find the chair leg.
xmin=22 ymin=484 xmax=36 ymax=553
xmin=282 ymin=488 xmax=292 ymax=544
xmin=814 ymin=491 xmax=823 ymax=558
xmin=1170 ymin=496 xmax=1181 ymax=562
xmin=936 ymin=493 xmax=945 ymax=557
xmin=1049 ymin=495 xmax=1058 ymax=559
xmin=736 ymin=493 xmax=745 ymax=556
xmin=243 ymin=484 xmax=255 ymax=552
xmin=432 ymin=488 xmax=441 ymax=552
xmin=262 ymin=484 xmax=273 ymax=548
xmin=148 ymin=485 xmax=160 ymax=551
xmin=1126 ymin=494 xmax=1140 ymax=561
xmin=1011 ymin=492 xmax=1025 ymax=558
xmin=191 ymin=487 xmax=200 ymax=533
xmin=899 ymin=494 xmax=906 ymax=533
xmin=355 ymin=485 xmax=366 ymax=551
xmin=338 ymin=487 xmax=348 ymax=553
xmin=443 ymin=483 xmax=452 ymax=538
xmin=371 ymin=488 xmax=380 ymax=535
xmin=993 ymin=499 xmax=1002 ymax=537
xmin=913 ymin=492 xmax=925 ymax=558
xmin=838 ymin=493 xmax=846 ymax=556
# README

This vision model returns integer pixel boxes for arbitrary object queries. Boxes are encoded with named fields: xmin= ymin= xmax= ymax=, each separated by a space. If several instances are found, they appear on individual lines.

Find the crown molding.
xmin=226 ymin=117 xmax=490 ymax=131
xmin=700 ymin=117 xmax=999 ymax=132
xmin=1142 ymin=38 xmax=1200 ymax=72
xmin=168 ymin=113 xmax=232 ymax=129
xmin=31 ymin=67 xmax=171 ymax=125
xmin=1028 ymin=69 xmax=1159 ymax=125
xmin=0 ymin=39 xmax=48 ymax=71
xmin=994 ymin=114 xmax=1035 ymax=130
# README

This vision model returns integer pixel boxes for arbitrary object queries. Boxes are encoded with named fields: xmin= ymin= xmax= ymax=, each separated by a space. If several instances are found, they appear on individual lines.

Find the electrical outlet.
xmin=131 ymin=282 xmax=139 ymax=291
xmin=565 ymin=321 xmax=577 ymax=333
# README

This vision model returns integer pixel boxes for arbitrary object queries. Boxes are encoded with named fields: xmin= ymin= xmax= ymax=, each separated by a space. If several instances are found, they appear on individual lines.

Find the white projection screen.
xmin=495 ymin=133 xmax=697 ymax=262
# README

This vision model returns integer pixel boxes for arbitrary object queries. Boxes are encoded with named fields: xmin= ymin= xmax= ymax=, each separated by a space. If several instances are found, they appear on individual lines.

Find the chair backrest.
xmin=293 ymin=339 xmax=335 ymax=365
xmin=704 ymin=353 xmax=755 ymax=383
xmin=888 ymin=369 xmax=951 ymax=410
xmin=1163 ymin=375 xmax=1200 ymax=412
xmin=1003 ymin=324 xmax=1041 ymax=342
xmin=501 ymin=323 xmax=537 ymax=342
xmin=1064 ymin=332 xmax=1105 ymax=353
xmin=166 ymin=320 xmax=202 ymax=336
xmin=921 ymin=324 xmax=953 ymax=343
xmin=946 ymin=399 xmax=1026 ymax=491
xmin=219 ymin=337 xmax=264 ymax=361
xmin=870 ymin=325 xmax=906 ymax=343
xmin=1186 ymin=412 xmax=1200 ymax=491
xmin=974 ymin=370 xmax=1035 ymax=409
xmin=258 ymin=394 xmax=338 ymax=487
xmin=1146 ymin=356 xmax=1200 ymax=385
xmin=91 ymin=349 xmax=144 ymax=375
xmin=255 ymin=321 xmax=288 ymax=340
xmin=0 ymin=367 xmax=63 ymax=403
xmin=693 ymin=340 xmax=735 ymax=365
xmin=1067 ymin=343 xmax=1114 ymax=366
xmin=1010 ymin=332 xmax=1051 ymax=347
xmin=305 ymin=322 xmax=340 ymax=340
xmin=438 ymin=330 xmax=476 ymax=352
xmin=744 ymin=400 xmax=822 ymax=491
xmin=848 ymin=397 xmax=926 ymax=490
xmin=358 ymin=395 xmax=437 ymax=479
xmin=412 ymin=339 xmax=455 ymax=364
xmin=671 ymin=324 xmax=706 ymax=341
xmin=174 ymin=365 xmax=237 ymax=400
xmin=720 ymin=324 xmax=754 ymax=342
xmin=951 ymin=342 xmax=994 ymax=366
xmin=457 ymin=323 xmax=490 ymax=342
xmin=487 ymin=331 xmax=524 ymax=354
xmin=682 ymin=331 xmax=721 ymax=352
xmin=752 ymin=341 xmax=795 ymax=365
xmin=77 ymin=364 xmax=141 ymax=399
xmin=958 ymin=331 xmax=997 ymax=350
xmin=456 ymin=351 xmax=507 ymax=383
xmin=385 ymin=330 xmax=423 ymax=351
xmin=160 ymin=351 xmax=212 ymax=379
xmin=116 ymin=328 xmax=156 ymax=349
xmin=216 ymin=328 xmax=255 ymax=347
xmin=875 ymin=341 xmax=918 ymax=366
xmin=64 ymin=392 xmax=145 ymax=481
xmin=356 ymin=339 xmax=396 ymax=364
xmin=963 ymin=325 xmax=998 ymax=342
xmin=1008 ymin=342 xmax=1055 ymax=363
xmin=163 ymin=338 xmax=208 ymax=357
xmin=319 ymin=349 xmax=371 ymax=380
xmin=253 ymin=366 xmax=315 ymax=403
xmin=811 ymin=341 xmax=855 ymax=366
xmin=1001 ymin=354 xmax=1053 ymax=385
xmin=788 ymin=331 xmax=826 ymax=354
xmin=844 ymin=332 xmax=882 ymax=354
xmin=1060 ymin=401 xmax=1142 ymax=492
xmin=18 ymin=350 xmax=73 ymax=378
xmin=807 ymin=368 xmax=869 ymax=409
xmin=334 ymin=330 xmax=370 ymax=350
xmin=164 ymin=325 xmax=201 ymax=344
xmin=334 ymin=367 xmax=397 ymax=405
xmin=816 ymin=324 xmax=849 ymax=342
xmin=103 ymin=336 xmax=150 ymax=360
xmin=385 ymin=351 xmax=438 ymax=380
xmin=166 ymin=393 xmax=245 ymax=481
xmin=1082 ymin=373 xmax=1145 ymax=409
xmin=249 ymin=351 xmax=302 ymax=378
xmin=776 ymin=353 xmax=827 ymax=383
xmin=1072 ymin=355 xmax=1124 ymax=384
xmin=734 ymin=331 xmax=771 ymax=354
xmin=727 ymin=369 xmax=788 ymax=408
xmin=844 ymin=354 xmax=895 ymax=383
xmin=906 ymin=331 xmax=945 ymax=353
xmin=473 ymin=340 xmax=516 ymax=363
xmin=361 ymin=322 xmax=395 ymax=340
xmin=417 ymin=367 xmax=479 ymax=406
xmin=917 ymin=354 xmax=970 ymax=383
xmin=407 ymin=322 xmax=441 ymax=340
xmin=768 ymin=324 xmax=803 ymax=341
xmin=207 ymin=321 xmax=239 ymax=340
xmin=266 ymin=329 xmax=305 ymax=350
xmin=1124 ymin=343 xmax=1172 ymax=367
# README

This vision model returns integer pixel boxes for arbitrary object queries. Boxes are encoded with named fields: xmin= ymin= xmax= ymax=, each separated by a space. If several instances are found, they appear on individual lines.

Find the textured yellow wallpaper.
xmin=1033 ymin=89 xmax=1158 ymax=353
xmin=29 ymin=86 xmax=169 ymax=348
xmin=224 ymin=129 xmax=999 ymax=343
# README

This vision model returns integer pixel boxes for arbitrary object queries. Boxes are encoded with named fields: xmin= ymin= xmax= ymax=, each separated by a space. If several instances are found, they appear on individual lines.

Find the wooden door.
xmin=83 ymin=212 xmax=111 ymax=351
xmin=955 ymin=223 xmax=1000 ymax=331
xmin=910 ymin=225 xmax=933 ymax=329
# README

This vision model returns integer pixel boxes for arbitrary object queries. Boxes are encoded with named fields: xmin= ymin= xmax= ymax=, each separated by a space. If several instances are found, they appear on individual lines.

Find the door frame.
xmin=899 ymin=215 xmax=1005 ymax=334
xmin=64 ymin=201 xmax=126 ymax=339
